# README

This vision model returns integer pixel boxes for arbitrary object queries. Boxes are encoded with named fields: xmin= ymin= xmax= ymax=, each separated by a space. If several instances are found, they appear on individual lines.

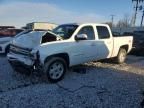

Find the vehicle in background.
xmin=123 ymin=31 xmax=144 ymax=52
xmin=112 ymin=31 xmax=121 ymax=37
xmin=0 ymin=27 xmax=23 ymax=54
xmin=133 ymin=30 xmax=144 ymax=36
xmin=123 ymin=32 xmax=134 ymax=36
xmin=7 ymin=23 xmax=133 ymax=82
xmin=132 ymin=31 xmax=144 ymax=51
xmin=23 ymin=22 xmax=58 ymax=31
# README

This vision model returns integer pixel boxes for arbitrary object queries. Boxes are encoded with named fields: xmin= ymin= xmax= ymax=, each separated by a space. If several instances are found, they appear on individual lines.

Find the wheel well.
xmin=120 ymin=45 xmax=129 ymax=52
xmin=44 ymin=53 xmax=70 ymax=66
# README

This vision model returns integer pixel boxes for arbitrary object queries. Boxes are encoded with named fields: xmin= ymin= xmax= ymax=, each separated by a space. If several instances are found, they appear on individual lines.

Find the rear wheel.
xmin=115 ymin=48 xmax=127 ymax=64
xmin=44 ymin=57 xmax=67 ymax=83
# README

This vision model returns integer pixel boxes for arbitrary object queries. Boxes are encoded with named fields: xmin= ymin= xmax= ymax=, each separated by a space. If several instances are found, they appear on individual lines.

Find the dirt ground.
xmin=0 ymin=54 xmax=144 ymax=108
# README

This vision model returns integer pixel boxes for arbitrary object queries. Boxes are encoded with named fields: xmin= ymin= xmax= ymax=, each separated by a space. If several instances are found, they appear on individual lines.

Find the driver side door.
xmin=70 ymin=26 xmax=98 ymax=65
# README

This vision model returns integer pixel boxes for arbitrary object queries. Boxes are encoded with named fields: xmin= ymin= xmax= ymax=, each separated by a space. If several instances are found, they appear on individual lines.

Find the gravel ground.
xmin=0 ymin=55 xmax=144 ymax=108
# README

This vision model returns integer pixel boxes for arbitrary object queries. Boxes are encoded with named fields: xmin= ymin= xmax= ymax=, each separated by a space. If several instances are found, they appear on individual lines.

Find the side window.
xmin=78 ymin=26 xmax=95 ymax=40
xmin=41 ymin=32 xmax=57 ymax=43
xmin=96 ymin=26 xmax=110 ymax=39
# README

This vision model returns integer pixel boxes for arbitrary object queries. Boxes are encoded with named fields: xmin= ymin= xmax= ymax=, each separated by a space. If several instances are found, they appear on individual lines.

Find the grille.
xmin=10 ymin=44 xmax=31 ymax=56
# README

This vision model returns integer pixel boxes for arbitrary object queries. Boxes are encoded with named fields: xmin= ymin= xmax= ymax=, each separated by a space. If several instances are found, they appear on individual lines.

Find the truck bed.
xmin=111 ymin=36 xmax=133 ymax=57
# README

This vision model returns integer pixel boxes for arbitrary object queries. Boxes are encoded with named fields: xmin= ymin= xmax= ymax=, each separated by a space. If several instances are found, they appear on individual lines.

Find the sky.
xmin=0 ymin=0 xmax=142 ymax=28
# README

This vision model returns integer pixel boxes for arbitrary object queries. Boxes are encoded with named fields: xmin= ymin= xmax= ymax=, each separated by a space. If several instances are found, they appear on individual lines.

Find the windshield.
xmin=53 ymin=25 xmax=78 ymax=39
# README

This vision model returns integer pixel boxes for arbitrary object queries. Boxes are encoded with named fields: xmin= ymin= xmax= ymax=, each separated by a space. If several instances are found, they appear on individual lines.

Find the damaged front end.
xmin=7 ymin=30 xmax=62 ymax=75
xmin=7 ymin=44 xmax=43 ymax=75
xmin=31 ymin=51 xmax=44 ymax=74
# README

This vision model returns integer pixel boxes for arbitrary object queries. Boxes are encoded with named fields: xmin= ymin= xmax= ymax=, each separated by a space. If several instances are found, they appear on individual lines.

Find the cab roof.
xmin=60 ymin=23 xmax=108 ymax=26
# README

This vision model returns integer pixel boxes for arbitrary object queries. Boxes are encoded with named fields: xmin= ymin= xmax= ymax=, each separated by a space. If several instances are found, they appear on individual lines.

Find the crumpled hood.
xmin=12 ymin=31 xmax=46 ymax=49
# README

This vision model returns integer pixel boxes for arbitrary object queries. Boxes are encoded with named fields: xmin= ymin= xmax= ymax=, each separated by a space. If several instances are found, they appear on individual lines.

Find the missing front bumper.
xmin=7 ymin=53 xmax=43 ymax=75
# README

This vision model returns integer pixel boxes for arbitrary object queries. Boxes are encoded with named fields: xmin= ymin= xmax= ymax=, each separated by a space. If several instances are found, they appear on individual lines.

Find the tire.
xmin=115 ymin=48 xmax=127 ymax=64
xmin=44 ymin=57 xmax=67 ymax=83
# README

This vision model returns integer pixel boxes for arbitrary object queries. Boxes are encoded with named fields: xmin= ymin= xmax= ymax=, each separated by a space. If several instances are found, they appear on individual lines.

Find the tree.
xmin=105 ymin=22 xmax=113 ymax=28
xmin=116 ymin=14 xmax=131 ymax=28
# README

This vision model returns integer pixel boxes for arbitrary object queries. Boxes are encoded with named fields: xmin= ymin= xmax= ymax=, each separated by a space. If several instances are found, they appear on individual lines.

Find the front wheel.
xmin=44 ymin=57 xmax=67 ymax=83
xmin=115 ymin=48 xmax=127 ymax=64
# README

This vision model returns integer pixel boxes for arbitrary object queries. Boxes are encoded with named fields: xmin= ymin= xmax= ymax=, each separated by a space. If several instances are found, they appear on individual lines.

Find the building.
xmin=24 ymin=22 xmax=58 ymax=30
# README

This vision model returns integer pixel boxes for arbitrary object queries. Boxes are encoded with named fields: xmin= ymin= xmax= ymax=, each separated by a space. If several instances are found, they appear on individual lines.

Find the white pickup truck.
xmin=7 ymin=23 xmax=133 ymax=82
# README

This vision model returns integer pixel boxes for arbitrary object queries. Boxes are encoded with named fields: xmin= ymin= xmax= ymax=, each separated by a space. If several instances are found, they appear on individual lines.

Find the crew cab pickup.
xmin=7 ymin=23 xmax=133 ymax=82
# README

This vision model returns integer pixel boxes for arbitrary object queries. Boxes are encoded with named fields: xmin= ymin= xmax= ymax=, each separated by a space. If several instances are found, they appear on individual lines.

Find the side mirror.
xmin=75 ymin=34 xmax=88 ymax=41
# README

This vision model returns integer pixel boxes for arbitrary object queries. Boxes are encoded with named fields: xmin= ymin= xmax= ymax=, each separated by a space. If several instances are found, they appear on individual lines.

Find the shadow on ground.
xmin=0 ymin=55 xmax=144 ymax=108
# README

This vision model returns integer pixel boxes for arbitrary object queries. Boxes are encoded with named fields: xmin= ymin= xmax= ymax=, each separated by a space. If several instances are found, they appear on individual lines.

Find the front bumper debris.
xmin=7 ymin=52 xmax=43 ymax=74
xmin=7 ymin=53 xmax=34 ymax=66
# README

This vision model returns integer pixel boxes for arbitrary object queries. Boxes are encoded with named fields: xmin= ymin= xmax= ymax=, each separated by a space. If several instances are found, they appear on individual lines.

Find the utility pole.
xmin=132 ymin=0 xmax=139 ymax=26
xmin=139 ymin=5 xmax=144 ymax=27
xmin=132 ymin=0 xmax=144 ymax=26
xmin=111 ymin=15 xmax=115 ymax=27
xmin=141 ymin=10 xmax=144 ymax=26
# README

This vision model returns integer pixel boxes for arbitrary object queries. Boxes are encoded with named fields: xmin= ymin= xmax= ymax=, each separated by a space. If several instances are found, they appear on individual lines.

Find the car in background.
xmin=123 ymin=31 xmax=144 ymax=53
xmin=133 ymin=31 xmax=144 ymax=51
xmin=0 ymin=27 xmax=23 ymax=54
xmin=123 ymin=32 xmax=134 ymax=36
xmin=133 ymin=31 xmax=144 ymax=36
xmin=112 ymin=31 xmax=121 ymax=37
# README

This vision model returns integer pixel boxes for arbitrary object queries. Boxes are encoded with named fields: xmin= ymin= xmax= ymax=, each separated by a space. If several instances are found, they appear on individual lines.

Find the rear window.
xmin=96 ymin=26 xmax=110 ymax=39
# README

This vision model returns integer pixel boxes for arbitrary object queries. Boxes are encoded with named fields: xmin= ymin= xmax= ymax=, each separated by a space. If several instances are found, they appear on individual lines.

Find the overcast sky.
xmin=0 ymin=0 xmax=142 ymax=28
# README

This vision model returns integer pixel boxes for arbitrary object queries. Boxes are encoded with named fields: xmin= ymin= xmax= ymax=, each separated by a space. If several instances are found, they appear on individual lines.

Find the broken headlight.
xmin=30 ymin=50 xmax=40 ymax=60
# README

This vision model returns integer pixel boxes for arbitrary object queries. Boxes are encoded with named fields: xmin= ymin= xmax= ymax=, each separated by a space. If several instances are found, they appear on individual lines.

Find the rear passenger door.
xmin=96 ymin=26 xmax=113 ymax=59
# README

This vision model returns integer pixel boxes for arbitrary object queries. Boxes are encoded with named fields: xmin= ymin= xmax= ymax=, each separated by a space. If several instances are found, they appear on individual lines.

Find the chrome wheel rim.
xmin=49 ymin=61 xmax=64 ymax=80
